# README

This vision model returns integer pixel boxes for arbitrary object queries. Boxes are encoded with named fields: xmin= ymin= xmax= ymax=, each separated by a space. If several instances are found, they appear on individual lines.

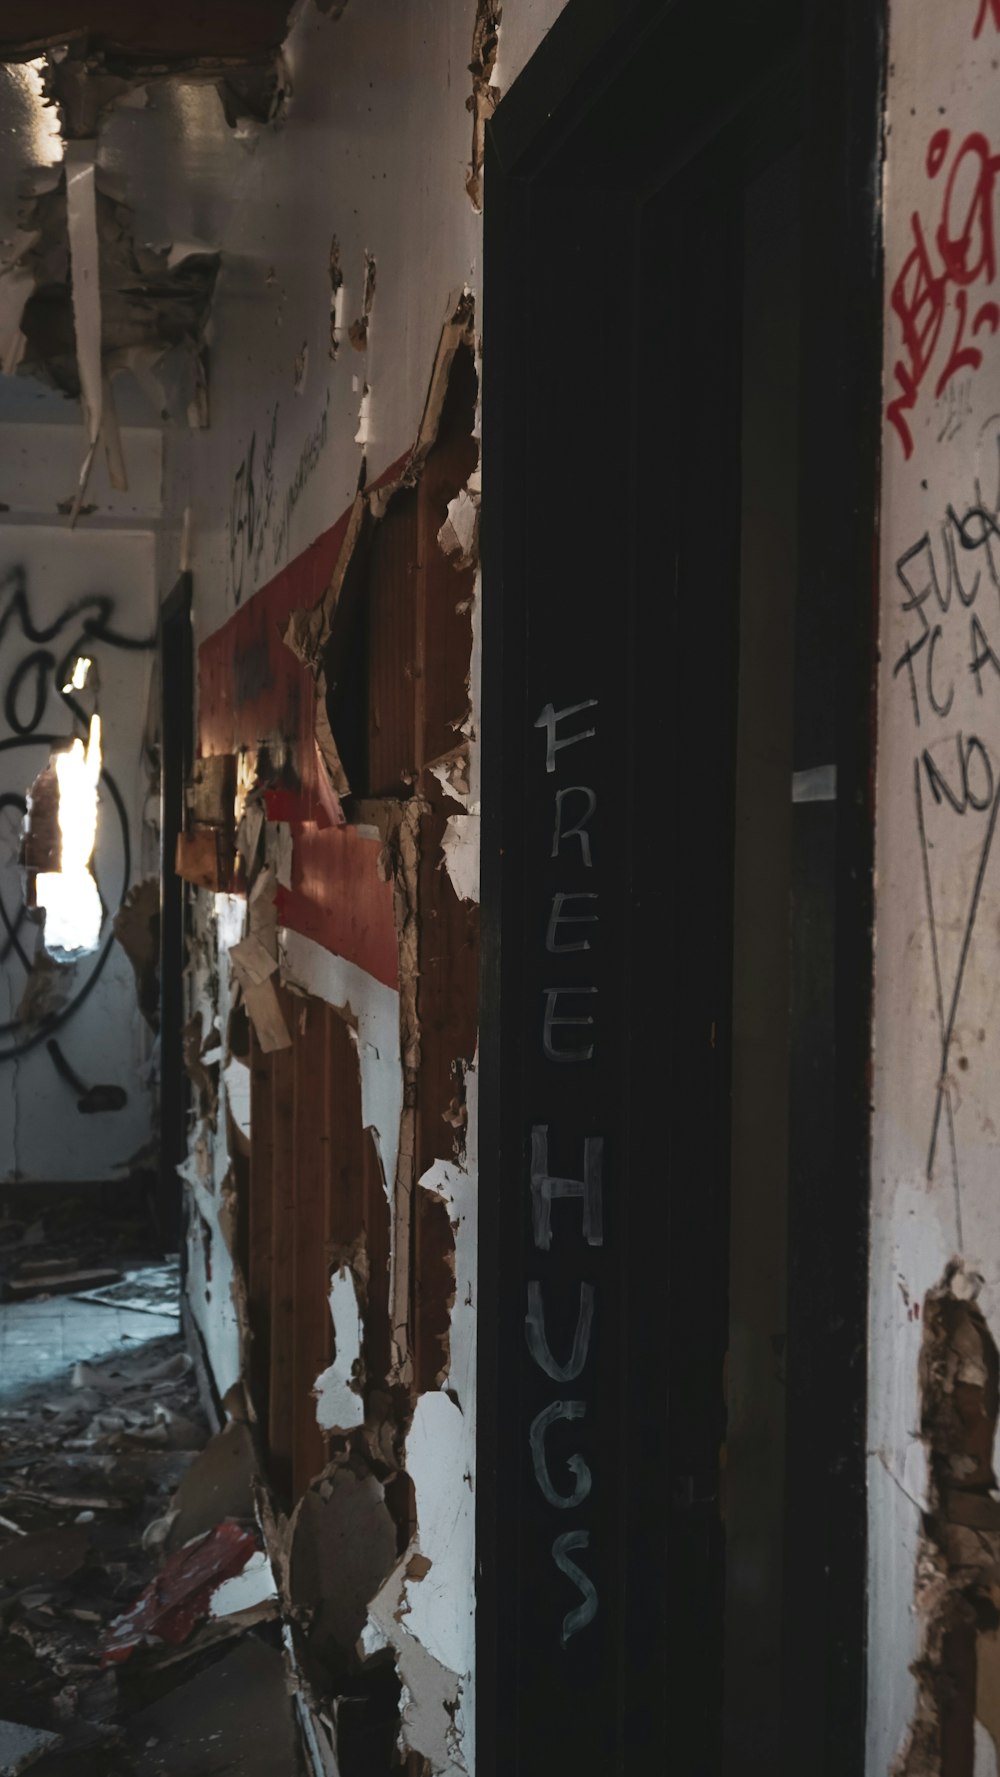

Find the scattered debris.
xmin=102 ymin=1522 xmax=260 ymax=1663
xmin=72 ymin=1266 xmax=179 ymax=1319
xmin=124 ymin=1634 xmax=301 ymax=1777
xmin=0 ymin=1526 xmax=91 ymax=1588
xmin=4 ymin=1261 xmax=123 ymax=1303
xmin=161 ymin=1422 xmax=257 ymax=1554
xmin=0 ymin=1718 xmax=61 ymax=1775
xmin=0 ymin=1308 xmax=297 ymax=1771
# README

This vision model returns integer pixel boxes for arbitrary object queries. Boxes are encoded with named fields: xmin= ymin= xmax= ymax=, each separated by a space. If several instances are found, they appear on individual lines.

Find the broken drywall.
xmin=8 ymin=166 xmax=219 ymax=500
xmin=466 ymin=1 xmax=501 ymax=212
xmin=365 ymin=1562 xmax=466 ymax=1776
xmin=892 ymin=1264 xmax=1000 ymax=1776
xmin=179 ymin=895 xmax=245 ymax=1400
xmin=359 ymin=1386 xmax=474 ymax=1775
xmin=136 ymin=4 xmax=565 ymax=1772
xmin=290 ymin=1465 xmax=397 ymax=1661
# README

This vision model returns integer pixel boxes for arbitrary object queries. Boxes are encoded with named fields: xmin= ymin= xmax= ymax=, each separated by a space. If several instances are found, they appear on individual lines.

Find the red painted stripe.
xmin=197 ymin=456 xmax=409 ymax=991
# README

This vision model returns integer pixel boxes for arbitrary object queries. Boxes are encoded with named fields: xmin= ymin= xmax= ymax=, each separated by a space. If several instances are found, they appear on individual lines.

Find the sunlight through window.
xmin=36 ymin=714 xmax=103 ymax=957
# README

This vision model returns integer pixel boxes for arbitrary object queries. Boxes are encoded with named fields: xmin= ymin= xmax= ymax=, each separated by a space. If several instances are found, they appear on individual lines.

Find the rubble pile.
xmin=0 ymin=1333 xmax=297 ymax=1776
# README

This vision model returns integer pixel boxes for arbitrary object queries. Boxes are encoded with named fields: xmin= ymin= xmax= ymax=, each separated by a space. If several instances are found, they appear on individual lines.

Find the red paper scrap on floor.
xmin=102 ymin=1521 xmax=259 ymax=1665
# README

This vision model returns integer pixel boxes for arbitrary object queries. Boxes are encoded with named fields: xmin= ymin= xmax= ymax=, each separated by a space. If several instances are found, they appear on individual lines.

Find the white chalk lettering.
xmin=542 ymin=986 xmax=597 ymax=1061
xmin=530 ymin=1124 xmax=604 ymax=1251
xmin=546 ymin=891 xmax=599 ymax=954
xmin=552 ymin=1530 xmax=598 ymax=1648
xmin=551 ymin=785 xmax=597 ymax=867
xmin=529 ymin=1400 xmax=592 ymax=1508
xmin=525 ymin=1280 xmax=595 ymax=1381
xmin=535 ymin=699 xmax=598 ymax=773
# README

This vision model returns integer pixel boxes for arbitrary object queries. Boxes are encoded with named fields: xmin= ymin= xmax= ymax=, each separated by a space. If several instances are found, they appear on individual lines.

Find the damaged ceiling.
xmin=0 ymin=1 xmax=305 ymax=439
xmin=18 ymin=179 xmax=219 ymax=408
xmin=0 ymin=2 xmax=295 ymax=68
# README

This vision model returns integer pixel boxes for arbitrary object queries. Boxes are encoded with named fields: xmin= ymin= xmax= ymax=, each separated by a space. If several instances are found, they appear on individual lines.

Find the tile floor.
xmin=0 ymin=1292 xmax=180 ymax=1400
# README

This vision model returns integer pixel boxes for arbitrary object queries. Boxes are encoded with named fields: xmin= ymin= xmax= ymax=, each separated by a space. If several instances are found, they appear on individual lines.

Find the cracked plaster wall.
xmin=141 ymin=3 xmax=567 ymax=1772
xmin=871 ymin=2 xmax=1000 ymax=1770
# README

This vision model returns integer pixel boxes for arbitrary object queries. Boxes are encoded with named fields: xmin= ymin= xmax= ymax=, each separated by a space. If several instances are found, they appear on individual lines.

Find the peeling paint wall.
xmin=140 ymin=3 xmax=566 ymax=1772
xmin=871 ymin=4 xmax=1000 ymax=1769
xmin=0 ymin=423 xmax=160 ymax=1182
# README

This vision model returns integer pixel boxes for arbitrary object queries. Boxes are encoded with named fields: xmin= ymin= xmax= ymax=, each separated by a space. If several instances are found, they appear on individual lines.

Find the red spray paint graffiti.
xmin=974 ymin=0 xmax=1000 ymax=38
xmin=887 ymin=130 xmax=1000 ymax=458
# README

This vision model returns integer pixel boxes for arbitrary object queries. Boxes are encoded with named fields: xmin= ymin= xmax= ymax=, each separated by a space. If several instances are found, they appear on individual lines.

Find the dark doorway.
xmin=158 ymin=573 xmax=193 ymax=1253
xmin=479 ymin=1 xmax=882 ymax=1772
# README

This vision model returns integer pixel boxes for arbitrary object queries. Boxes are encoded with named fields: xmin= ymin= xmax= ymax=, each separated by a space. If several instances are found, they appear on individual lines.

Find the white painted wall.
xmin=0 ymin=444 xmax=160 ymax=1181
xmin=870 ymin=3 xmax=1000 ymax=1767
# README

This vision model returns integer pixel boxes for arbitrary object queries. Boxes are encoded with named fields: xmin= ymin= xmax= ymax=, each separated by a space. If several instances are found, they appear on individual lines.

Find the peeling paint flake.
xmin=440 ymin=813 xmax=480 ymax=905
xmin=314 ymin=1267 xmax=365 ymax=1432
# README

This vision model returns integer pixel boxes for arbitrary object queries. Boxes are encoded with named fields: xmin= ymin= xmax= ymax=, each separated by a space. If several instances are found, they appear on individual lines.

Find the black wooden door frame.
xmin=158 ymin=572 xmax=193 ymax=1255
xmin=479 ymin=0 xmax=884 ymax=1770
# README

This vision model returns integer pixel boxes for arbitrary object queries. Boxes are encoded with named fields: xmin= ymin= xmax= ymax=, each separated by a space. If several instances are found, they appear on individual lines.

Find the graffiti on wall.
xmin=228 ymin=405 xmax=279 ymax=606
xmin=887 ymin=129 xmax=1000 ymax=459
xmin=890 ymin=421 xmax=1000 ymax=1199
xmin=0 ymin=566 xmax=154 ymax=1063
xmin=526 ymin=697 xmax=602 ymax=1650
xmin=228 ymin=393 xmax=331 ymax=605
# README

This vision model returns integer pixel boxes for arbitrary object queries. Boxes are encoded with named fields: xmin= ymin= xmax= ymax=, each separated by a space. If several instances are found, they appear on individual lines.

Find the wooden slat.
xmin=291 ymin=996 xmax=332 ymax=1497
xmin=415 ymin=341 xmax=479 ymax=770
xmin=411 ymin=781 xmax=479 ymax=1394
xmin=326 ymin=1006 xmax=367 ymax=1245
xmin=367 ymin=490 xmax=418 ymax=796
xmin=247 ymin=1025 xmax=275 ymax=1428
xmin=322 ymin=1011 xmax=395 ymax=1397
xmin=267 ymin=987 xmax=297 ymax=1501
xmin=237 ymin=342 xmax=483 ymax=1492
xmin=362 ymin=1124 xmax=393 ymax=1391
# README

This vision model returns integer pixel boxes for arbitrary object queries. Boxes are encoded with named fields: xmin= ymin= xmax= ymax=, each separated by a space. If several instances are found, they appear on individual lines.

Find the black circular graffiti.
xmin=0 ymin=567 xmax=155 ymax=1065
xmin=0 ymin=734 xmax=132 ymax=1063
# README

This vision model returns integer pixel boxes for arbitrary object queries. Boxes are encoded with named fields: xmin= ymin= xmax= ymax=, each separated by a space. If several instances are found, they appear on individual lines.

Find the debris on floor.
xmin=71 ymin=1267 xmax=180 ymax=1319
xmin=125 ymin=1634 xmax=301 ymax=1777
xmin=5 ymin=1261 xmax=124 ymax=1303
xmin=103 ymin=1522 xmax=262 ymax=1662
xmin=0 ymin=1329 xmax=294 ymax=1774
xmin=0 ymin=1717 xmax=61 ymax=1775
xmin=0 ymin=1185 xmax=164 ymax=1307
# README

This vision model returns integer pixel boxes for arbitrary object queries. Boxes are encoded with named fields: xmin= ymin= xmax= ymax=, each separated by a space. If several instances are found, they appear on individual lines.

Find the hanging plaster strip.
xmin=0 ymin=230 xmax=39 ymax=376
xmin=65 ymin=144 xmax=103 ymax=524
xmin=101 ymin=372 xmax=128 ymax=493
